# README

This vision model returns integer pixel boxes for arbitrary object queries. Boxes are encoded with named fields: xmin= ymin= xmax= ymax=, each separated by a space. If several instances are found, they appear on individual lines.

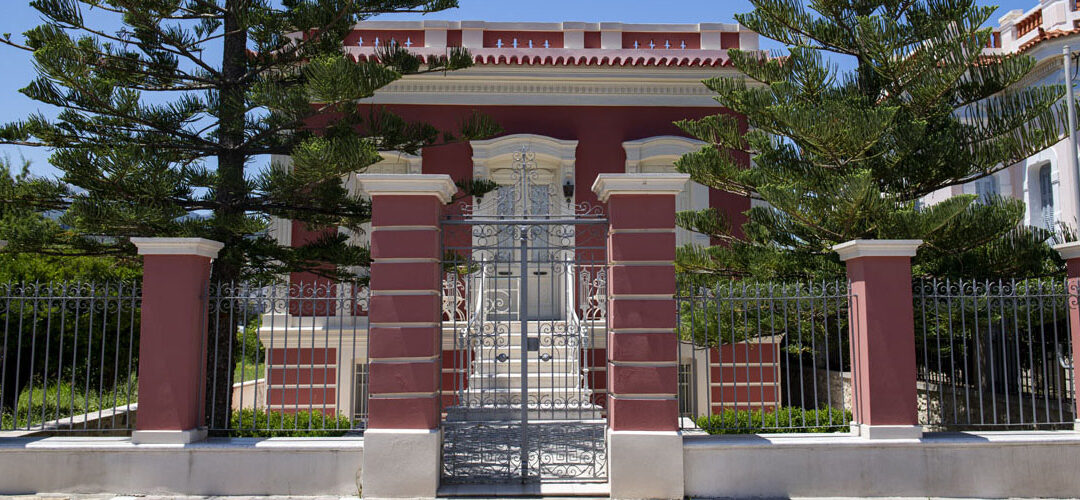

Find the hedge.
xmin=695 ymin=406 xmax=852 ymax=434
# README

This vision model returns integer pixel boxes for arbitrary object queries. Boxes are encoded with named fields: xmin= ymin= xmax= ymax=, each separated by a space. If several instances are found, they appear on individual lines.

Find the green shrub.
xmin=695 ymin=406 xmax=852 ymax=434
xmin=225 ymin=409 xmax=356 ymax=437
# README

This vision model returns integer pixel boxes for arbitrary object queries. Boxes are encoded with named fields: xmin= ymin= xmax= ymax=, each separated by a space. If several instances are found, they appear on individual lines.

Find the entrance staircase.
xmin=445 ymin=320 xmax=603 ymax=421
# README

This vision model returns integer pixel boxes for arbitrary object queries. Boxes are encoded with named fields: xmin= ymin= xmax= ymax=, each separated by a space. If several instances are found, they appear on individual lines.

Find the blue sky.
xmin=0 ymin=0 xmax=1038 ymax=177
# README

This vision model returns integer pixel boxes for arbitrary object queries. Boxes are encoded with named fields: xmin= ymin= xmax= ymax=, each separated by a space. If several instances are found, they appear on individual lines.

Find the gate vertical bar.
xmin=359 ymin=174 xmax=457 ymax=500
xmin=519 ymin=225 xmax=530 ymax=482
xmin=593 ymin=173 xmax=688 ymax=500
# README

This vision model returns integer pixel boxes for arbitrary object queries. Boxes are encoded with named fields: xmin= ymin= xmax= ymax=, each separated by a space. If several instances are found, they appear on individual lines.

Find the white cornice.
xmin=356 ymin=174 xmax=457 ymax=203
xmin=131 ymin=238 xmax=225 ymax=258
xmin=592 ymin=173 xmax=691 ymax=202
xmin=832 ymin=240 xmax=923 ymax=261
xmin=1053 ymin=241 xmax=1080 ymax=260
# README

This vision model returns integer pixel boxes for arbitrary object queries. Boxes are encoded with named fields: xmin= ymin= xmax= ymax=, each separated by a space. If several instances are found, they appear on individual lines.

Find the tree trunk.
xmin=205 ymin=0 xmax=250 ymax=431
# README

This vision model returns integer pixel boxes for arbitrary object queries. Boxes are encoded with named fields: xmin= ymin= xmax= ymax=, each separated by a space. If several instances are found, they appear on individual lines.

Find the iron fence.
xmin=676 ymin=280 xmax=855 ymax=433
xmin=204 ymin=280 xmax=369 ymax=436
xmin=0 ymin=282 xmax=140 ymax=435
xmin=913 ymin=278 xmax=1076 ymax=430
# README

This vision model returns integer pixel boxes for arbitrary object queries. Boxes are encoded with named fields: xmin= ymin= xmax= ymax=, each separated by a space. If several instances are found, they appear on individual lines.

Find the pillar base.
xmin=362 ymin=428 xmax=441 ymax=499
xmin=608 ymin=429 xmax=683 ymax=500
xmin=131 ymin=429 xmax=207 ymax=445
xmin=857 ymin=424 xmax=923 ymax=440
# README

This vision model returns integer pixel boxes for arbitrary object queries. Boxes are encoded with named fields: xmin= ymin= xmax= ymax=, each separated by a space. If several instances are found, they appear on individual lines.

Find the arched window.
xmin=974 ymin=175 xmax=999 ymax=204
xmin=1039 ymin=163 xmax=1055 ymax=230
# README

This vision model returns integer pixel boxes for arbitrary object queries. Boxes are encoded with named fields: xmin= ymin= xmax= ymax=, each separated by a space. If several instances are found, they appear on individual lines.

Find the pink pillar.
xmin=1052 ymin=242 xmax=1080 ymax=427
xmin=834 ymin=239 xmax=923 ymax=439
xmin=357 ymin=174 xmax=456 ymax=499
xmin=130 ymin=238 xmax=223 ymax=444
xmin=593 ymin=173 xmax=688 ymax=500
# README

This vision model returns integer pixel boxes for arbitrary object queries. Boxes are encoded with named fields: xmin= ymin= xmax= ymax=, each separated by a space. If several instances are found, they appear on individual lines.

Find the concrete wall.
xmin=684 ymin=432 xmax=1080 ymax=498
xmin=0 ymin=437 xmax=363 ymax=496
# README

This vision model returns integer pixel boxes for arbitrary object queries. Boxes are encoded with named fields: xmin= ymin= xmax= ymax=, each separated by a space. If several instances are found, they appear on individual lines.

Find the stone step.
xmin=468 ymin=373 xmax=585 ymax=389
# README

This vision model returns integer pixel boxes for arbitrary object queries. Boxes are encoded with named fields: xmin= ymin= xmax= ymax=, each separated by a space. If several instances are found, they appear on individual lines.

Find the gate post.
xmin=1051 ymin=242 xmax=1080 ymax=429
xmin=357 ymin=174 xmax=457 ymax=499
xmin=593 ymin=173 xmax=688 ymax=500
xmin=833 ymin=239 xmax=923 ymax=439
xmin=129 ymin=237 xmax=223 ymax=444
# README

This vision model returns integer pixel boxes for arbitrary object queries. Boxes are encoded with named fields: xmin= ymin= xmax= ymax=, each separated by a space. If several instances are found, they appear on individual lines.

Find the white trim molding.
xmin=832 ymin=239 xmax=923 ymax=261
xmin=1053 ymin=241 xmax=1080 ymax=260
xmin=130 ymin=238 xmax=225 ymax=259
xmin=355 ymin=174 xmax=457 ymax=204
xmin=592 ymin=173 xmax=691 ymax=202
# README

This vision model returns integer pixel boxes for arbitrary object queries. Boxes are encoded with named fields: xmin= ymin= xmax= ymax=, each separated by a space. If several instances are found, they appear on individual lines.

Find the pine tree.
xmin=675 ymin=0 xmax=1071 ymax=281
xmin=0 ymin=0 xmax=499 ymax=423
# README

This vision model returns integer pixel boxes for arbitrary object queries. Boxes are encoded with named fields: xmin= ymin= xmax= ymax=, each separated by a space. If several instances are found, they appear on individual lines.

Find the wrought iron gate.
xmin=440 ymin=147 xmax=608 ymax=484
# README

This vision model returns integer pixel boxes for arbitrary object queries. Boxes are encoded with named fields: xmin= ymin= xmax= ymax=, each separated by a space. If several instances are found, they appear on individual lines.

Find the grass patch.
xmin=225 ymin=409 xmax=357 ymax=437
xmin=1 ymin=376 xmax=138 ymax=429
xmin=695 ymin=407 xmax=852 ymax=434
xmin=233 ymin=361 xmax=265 ymax=383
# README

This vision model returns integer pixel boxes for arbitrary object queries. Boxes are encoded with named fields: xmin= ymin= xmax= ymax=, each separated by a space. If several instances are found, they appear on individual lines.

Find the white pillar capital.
xmin=591 ymin=173 xmax=690 ymax=202
xmin=832 ymin=239 xmax=922 ymax=261
xmin=130 ymin=237 xmax=224 ymax=259
xmin=356 ymin=173 xmax=457 ymax=203
xmin=1054 ymin=241 xmax=1080 ymax=260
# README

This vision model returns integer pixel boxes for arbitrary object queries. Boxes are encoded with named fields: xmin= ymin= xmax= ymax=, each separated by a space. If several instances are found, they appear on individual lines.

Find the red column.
xmin=834 ymin=239 xmax=923 ymax=439
xmin=130 ymin=238 xmax=223 ymax=444
xmin=358 ymin=174 xmax=456 ymax=499
xmin=1052 ymin=242 xmax=1080 ymax=426
xmin=593 ymin=173 xmax=688 ymax=499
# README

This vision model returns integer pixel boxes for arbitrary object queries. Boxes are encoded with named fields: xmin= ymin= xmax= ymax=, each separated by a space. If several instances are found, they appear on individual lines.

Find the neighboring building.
xmin=255 ymin=20 xmax=774 ymax=421
xmin=922 ymin=0 xmax=1080 ymax=233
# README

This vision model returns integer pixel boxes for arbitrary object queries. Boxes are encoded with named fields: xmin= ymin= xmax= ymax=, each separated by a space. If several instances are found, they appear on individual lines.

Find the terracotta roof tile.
xmin=345 ymin=47 xmax=732 ymax=68
xmin=1017 ymin=27 xmax=1080 ymax=53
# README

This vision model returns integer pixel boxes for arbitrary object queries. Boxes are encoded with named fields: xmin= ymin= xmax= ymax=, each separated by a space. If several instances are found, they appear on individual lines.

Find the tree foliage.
xmin=0 ymin=0 xmax=502 ymax=426
xmin=0 ymin=0 xmax=499 ymax=283
xmin=676 ymin=0 xmax=1071 ymax=281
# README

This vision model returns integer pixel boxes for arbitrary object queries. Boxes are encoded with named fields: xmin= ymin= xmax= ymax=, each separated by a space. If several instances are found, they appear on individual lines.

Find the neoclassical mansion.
xmin=257 ymin=20 xmax=763 ymax=420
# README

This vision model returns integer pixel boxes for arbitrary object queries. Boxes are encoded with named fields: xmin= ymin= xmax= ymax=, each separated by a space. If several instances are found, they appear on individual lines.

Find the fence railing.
xmin=0 ymin=282 xmax=140 ymax=435
xmin=676 ymin=280 xmax=855 ymax=433
xmin=913 ymin=278 xmax=1076 ymax=430
xmin=204 ymin=281 xmax=369 ymax=436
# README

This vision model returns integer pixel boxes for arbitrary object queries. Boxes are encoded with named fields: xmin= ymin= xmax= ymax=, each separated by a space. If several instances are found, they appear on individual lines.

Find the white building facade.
xmin=922 ymin=0 xmax=1080 ymax=234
